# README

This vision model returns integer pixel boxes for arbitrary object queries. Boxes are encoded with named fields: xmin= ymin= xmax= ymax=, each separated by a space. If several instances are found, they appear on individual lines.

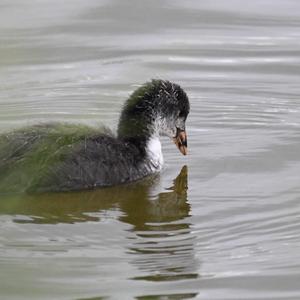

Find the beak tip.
xmin=179 ymin=146 xmax=187 ymax=156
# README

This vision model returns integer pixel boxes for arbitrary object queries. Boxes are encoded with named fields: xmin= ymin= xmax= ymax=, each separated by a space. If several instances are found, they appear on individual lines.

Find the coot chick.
xmin=0 ymin=79 xmax=190 ymax=193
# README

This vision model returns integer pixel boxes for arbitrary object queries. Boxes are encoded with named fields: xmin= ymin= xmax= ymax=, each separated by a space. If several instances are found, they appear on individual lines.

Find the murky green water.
xmin=1 ymin=0 xmax=300 ymax=299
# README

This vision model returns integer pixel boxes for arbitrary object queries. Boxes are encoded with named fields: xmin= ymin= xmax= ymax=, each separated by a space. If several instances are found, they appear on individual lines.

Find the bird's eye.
xmin=178 ymin=111 xmax=185 ymax=118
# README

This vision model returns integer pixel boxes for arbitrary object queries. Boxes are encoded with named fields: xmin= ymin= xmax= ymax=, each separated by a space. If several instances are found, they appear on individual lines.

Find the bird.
xmin=0 ymin=79 xmax=190 ymax=193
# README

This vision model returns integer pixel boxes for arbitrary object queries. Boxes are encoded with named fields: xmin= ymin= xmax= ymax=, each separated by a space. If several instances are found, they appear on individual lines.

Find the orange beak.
xmin=173 ymin=128 xmax=187 ymax=155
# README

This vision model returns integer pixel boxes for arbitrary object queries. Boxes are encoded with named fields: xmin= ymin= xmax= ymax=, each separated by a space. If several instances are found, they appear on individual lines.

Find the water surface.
xmin=1 ymin=0 xmax=300 ymax=299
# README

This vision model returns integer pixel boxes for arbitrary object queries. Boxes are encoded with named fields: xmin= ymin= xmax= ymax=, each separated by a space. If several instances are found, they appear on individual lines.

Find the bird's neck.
xmin=118 ymin=119 xmax=163 ymax=171
xmin=117 ymin=107 xmax=157 ymax=153
xmin=117 ymin=83 xmax=163 ymax=168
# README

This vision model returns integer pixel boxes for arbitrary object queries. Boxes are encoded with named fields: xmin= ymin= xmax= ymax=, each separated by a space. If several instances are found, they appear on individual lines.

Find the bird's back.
xmin=0 ymin=123 xmax=149 ymax=193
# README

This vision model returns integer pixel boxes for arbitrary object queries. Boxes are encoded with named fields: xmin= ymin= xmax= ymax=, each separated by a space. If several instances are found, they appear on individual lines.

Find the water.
xmin=1 ymin=0 xmax=300 ymax=299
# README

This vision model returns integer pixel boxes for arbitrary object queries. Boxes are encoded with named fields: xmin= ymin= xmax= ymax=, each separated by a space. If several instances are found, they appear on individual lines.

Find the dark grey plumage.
xmin=36 ymin=134 xmax=153 ymax=192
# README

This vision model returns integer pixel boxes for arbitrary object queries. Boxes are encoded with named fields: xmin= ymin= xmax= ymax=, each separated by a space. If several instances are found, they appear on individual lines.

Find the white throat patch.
xmin=146 ymin=136 xmax=164 ymax=171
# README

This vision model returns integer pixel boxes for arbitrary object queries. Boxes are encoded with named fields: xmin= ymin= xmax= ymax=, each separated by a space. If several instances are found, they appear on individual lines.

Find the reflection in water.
xmin=0 ymin=173 xmax=161 ymax=224
xmin=0 ymin=166 xmax=190 ymax=227
xmin=0 ymin=166 xmax=198 ymax=294
xmin=80 ymin=293 xmax=198 ymax=300
xmin=136 ymin=294 xmax=198 ymax=300
xmin=125 ymin=166 xmax=199 ymax=283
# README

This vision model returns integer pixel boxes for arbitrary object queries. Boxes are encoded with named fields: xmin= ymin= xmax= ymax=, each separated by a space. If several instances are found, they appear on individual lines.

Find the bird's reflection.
xmin=0 ymin=166 xmax=189 ymax=225
xmin=124 ymin=166 xmax=198 ymax=283
xmin=0 ymin=166 xmax=199 ymax=288
xmin=119 ymin=165 xmax=190 ymax=231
